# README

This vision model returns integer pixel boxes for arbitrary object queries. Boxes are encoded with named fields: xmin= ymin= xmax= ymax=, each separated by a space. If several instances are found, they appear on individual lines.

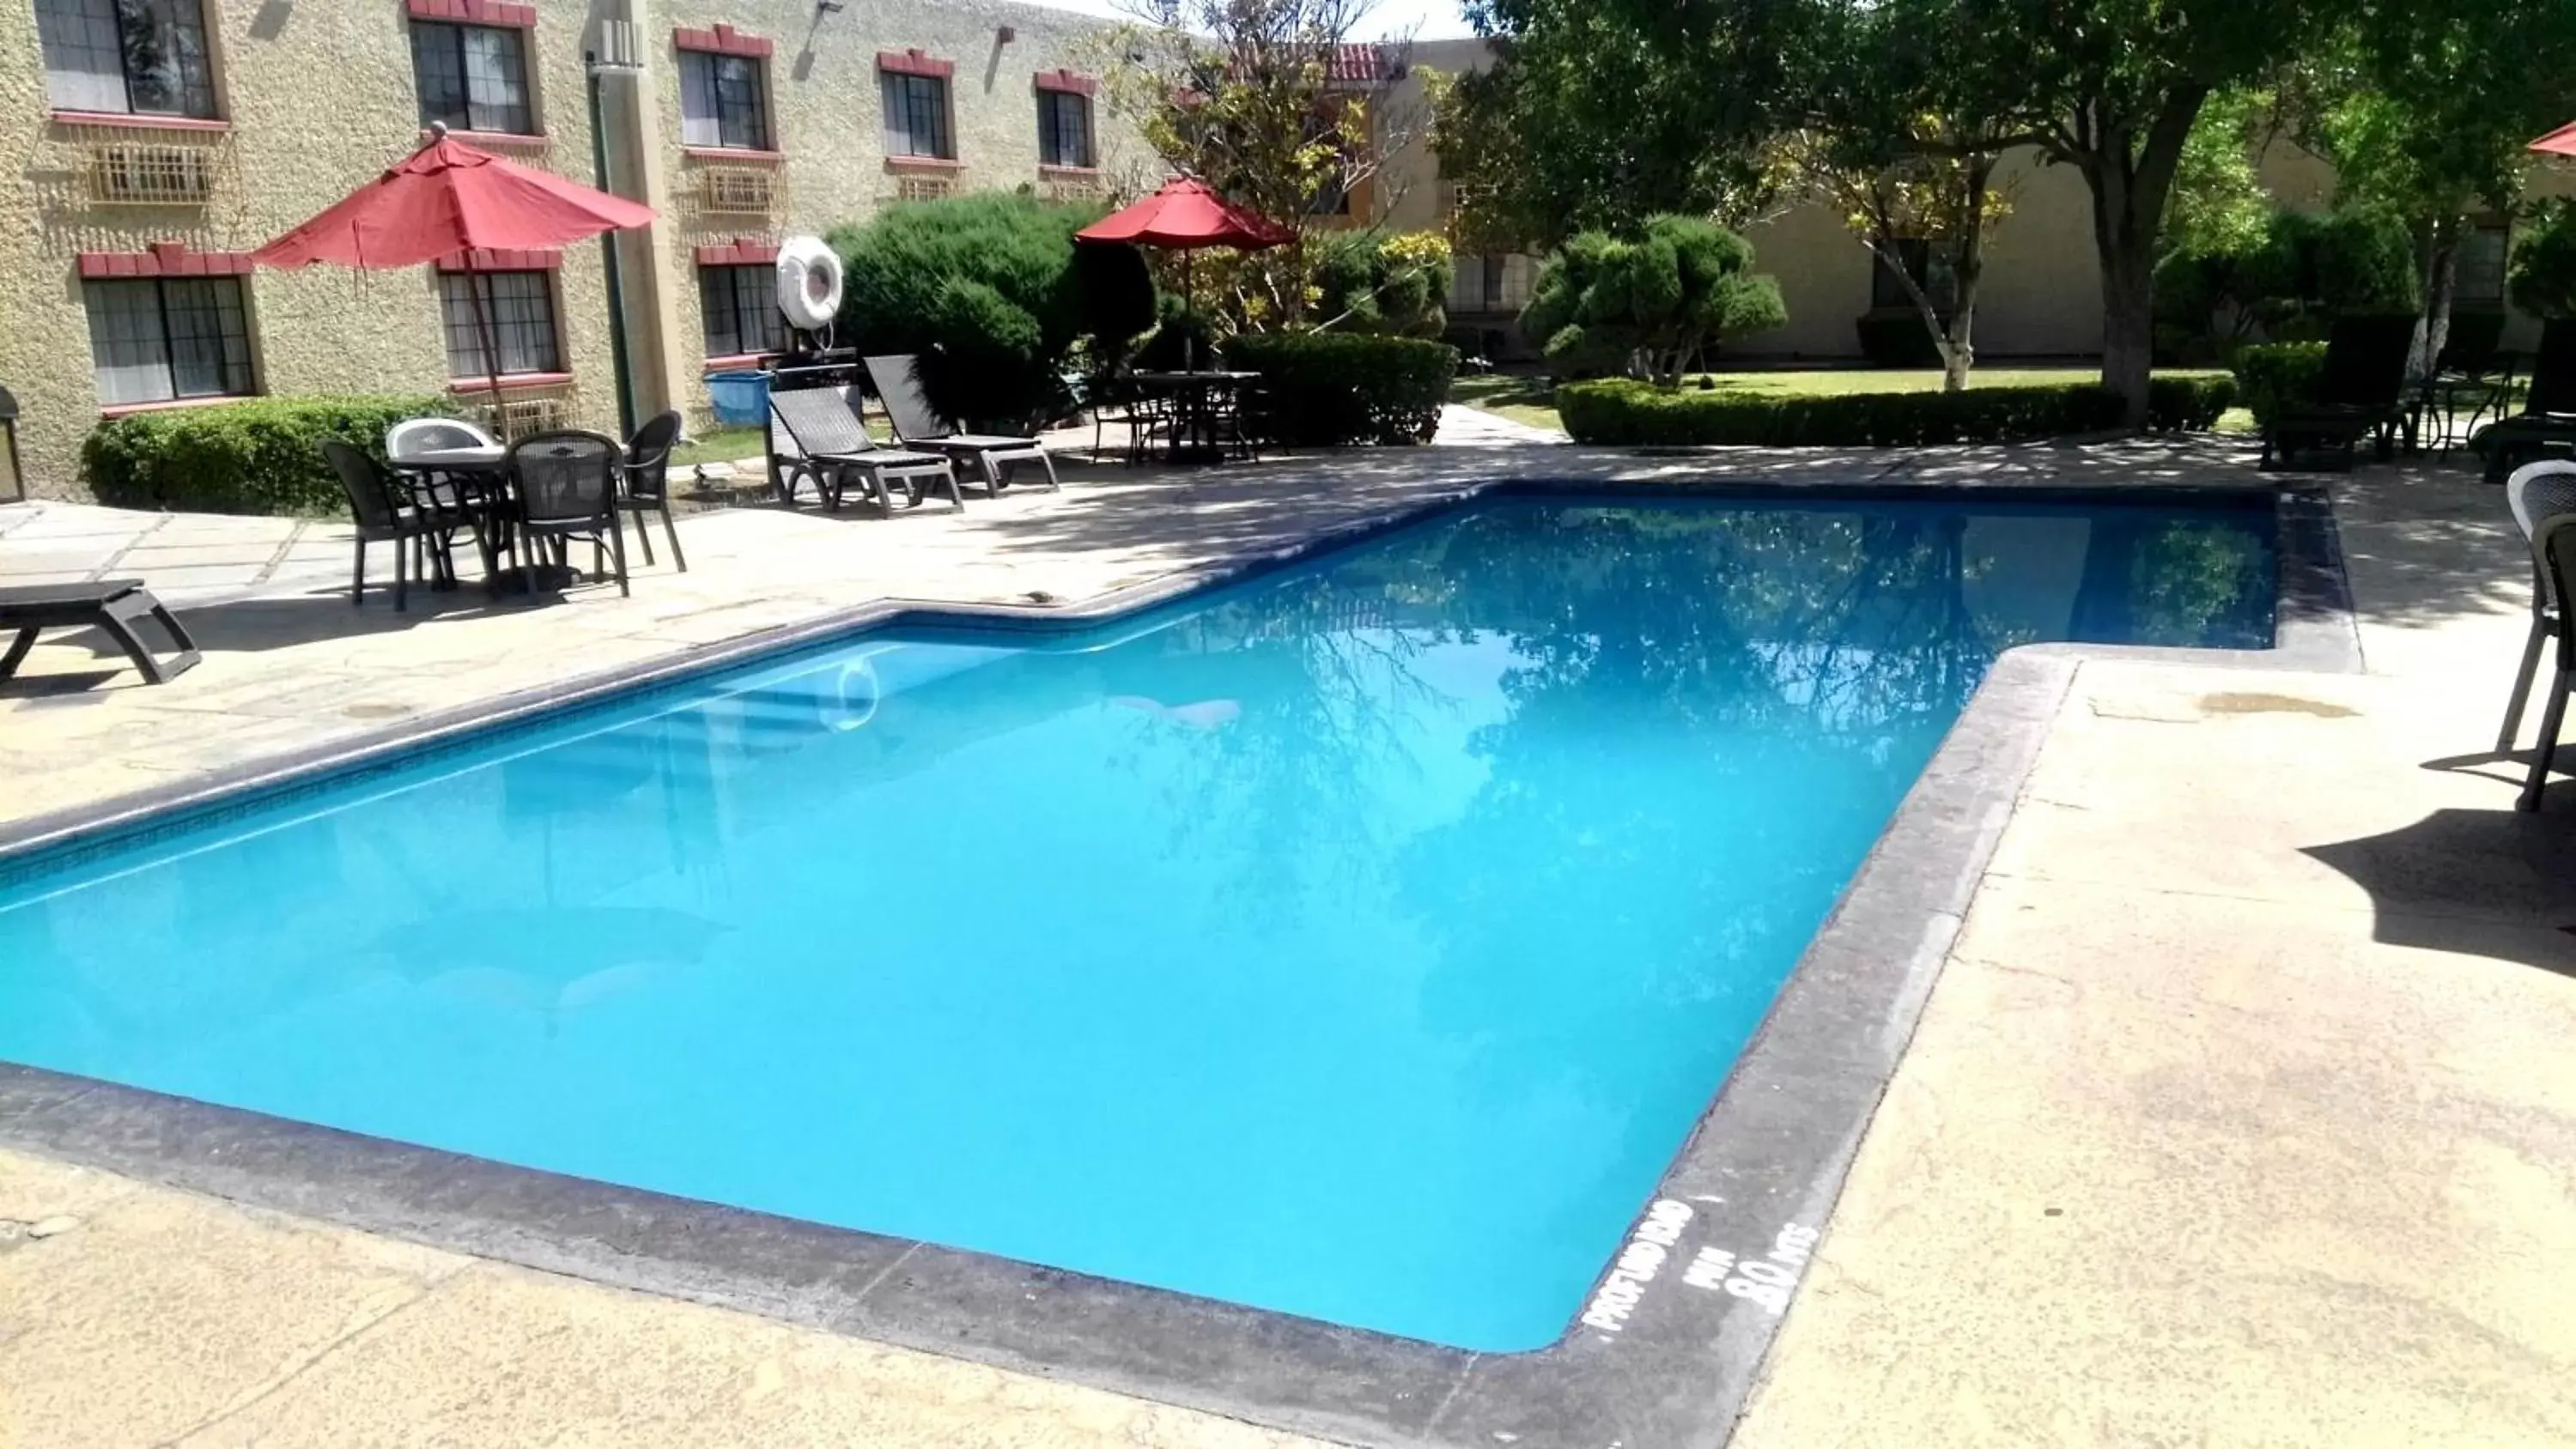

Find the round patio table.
xmin=1130 ymin=370 xmax=1259 ymax=464
xmin=386 ymin=444 xmax=580 ymax=593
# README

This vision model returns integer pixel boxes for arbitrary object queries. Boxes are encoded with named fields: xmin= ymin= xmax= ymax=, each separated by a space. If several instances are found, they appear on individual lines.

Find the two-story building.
xmin=1 ymin=0 xmax=1149 ymax=500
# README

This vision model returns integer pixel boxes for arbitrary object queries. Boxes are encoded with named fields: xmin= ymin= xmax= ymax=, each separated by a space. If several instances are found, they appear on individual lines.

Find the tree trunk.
xmin=1870 ymin=237 xmax=1965 ymax=389
xmin=2067 ymin=90 xmax=2208 ymax=427
xmin=1941 ymin=157 xmax=1995 ymax=394
xmin=2416 ymin=214 xmax=2463 ymax=380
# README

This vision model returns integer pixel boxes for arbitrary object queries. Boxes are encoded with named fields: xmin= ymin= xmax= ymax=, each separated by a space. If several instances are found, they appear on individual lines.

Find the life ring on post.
xmin=775 ymin=237 xmax=843 ymax=332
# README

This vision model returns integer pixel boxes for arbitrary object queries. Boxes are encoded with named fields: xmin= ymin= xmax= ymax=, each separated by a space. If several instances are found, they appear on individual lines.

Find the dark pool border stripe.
xmin=0 ymin=473 xmax=2354 ymax=1449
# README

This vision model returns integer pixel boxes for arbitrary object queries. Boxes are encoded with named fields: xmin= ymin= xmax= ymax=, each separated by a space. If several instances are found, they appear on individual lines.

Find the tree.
xmin=1437 ymin=0 xmax=1801 ymax=250
xmin=1520 ymin=215 xmax=1788 ymax=382
xmin=2286 ymin=0 xmax=2576 ymax=375
xmin=1781 ymin=1 xmax=2026 ymax=391
xmin=1095 ymin=0 xmax=1444 ymax=328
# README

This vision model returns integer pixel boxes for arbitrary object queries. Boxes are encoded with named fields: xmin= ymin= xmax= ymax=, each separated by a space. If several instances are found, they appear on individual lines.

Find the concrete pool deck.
xmin=3 ymin=440 xmax=2573 ymax=1446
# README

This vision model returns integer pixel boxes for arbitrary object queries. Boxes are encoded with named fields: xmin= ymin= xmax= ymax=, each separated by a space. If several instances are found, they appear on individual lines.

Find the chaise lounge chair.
xmin=769 ymin=384 xmax=962 ymax=515
xmin=861 ymin=354 xmax=1062 ymax=495
xmin=2477 ymin=318 xmax=2576 ymax=484
xmin=2260 ymin=313 xmax=2417 ymax=471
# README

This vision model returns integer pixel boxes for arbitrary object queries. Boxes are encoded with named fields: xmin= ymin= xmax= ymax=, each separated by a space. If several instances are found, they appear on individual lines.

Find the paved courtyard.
xmin=3 ymin=436 xmax=2572 ymax=1446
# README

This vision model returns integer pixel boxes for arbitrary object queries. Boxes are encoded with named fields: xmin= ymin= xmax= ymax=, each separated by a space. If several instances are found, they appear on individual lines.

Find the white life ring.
xmin=775 ymin=237 xmax=842 ymax=331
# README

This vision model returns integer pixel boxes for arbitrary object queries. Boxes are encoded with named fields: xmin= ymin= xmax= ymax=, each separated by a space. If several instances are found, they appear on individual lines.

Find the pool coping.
xmin=0 ymin=473 xmax=2356 ymax=1449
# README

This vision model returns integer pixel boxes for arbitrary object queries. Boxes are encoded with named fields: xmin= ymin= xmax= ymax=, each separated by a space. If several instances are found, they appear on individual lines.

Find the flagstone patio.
xmin=3 ymin=437 xmax=2571 ymax=1446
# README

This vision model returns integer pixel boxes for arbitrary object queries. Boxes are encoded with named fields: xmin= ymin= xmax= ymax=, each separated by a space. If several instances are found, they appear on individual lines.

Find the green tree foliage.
xmin=2287 ymin=0 xmax=2576 ymax=370
xmin=2163 ymin=88 xmax=2275 ymax=262
xmin=2155 ymin=205 xmax=2419 ymax=360
xmin=1095 ymin=0 xmax=1443 ymax=328
xmin=829 ymin=192 xmax=1115 ymax=429
xmin=2510 ymin=201 xmax=2576 ymax=321
xmin=1521 ymin=215 xmax=1787 ymax=382
xmin=1311 ymin=231 xmax=1455 ymax=336
xmin=1438 ymin=0 xmax=1804 ymax=248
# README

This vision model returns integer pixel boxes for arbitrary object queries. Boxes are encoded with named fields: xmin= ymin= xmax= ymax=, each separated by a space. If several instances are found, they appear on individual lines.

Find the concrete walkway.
xmin=3 ymin=440 xmax=2573 ymax=1446
xmin=1735 ymin=466 xmax=2576 ymax=1446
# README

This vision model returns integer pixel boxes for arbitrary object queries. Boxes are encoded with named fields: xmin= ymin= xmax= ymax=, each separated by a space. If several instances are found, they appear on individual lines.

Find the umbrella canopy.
xmin=253 ymin=124 xmax=653 ymax=271
xmin=2532 ymin=120 xmax=2576 ymax=157
xmin=1076 ymin=178 xmax=1292 ymax=252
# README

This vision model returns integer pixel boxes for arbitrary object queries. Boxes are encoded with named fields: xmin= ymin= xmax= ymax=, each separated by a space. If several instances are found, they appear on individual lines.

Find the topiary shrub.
xmin=82 ymin=394 xmax=445 ymax=516
xmin=1554 ymin=380 xmax=2128 ymax=447
xmin=1226 ymin=333 xmax=1458 ymax=446
xmin=2145 ymin=373 xmax=2239 ymax=431
xmin=2229 ymin=343 xmax=2329 ymax=427
xmin=1522 ymin=215 xmax=1786 ymax=381
xmin=1312 ymin=230 xmax=1455 ymax=337
xmin=829 ymin=191 xmax=1115 ymax=431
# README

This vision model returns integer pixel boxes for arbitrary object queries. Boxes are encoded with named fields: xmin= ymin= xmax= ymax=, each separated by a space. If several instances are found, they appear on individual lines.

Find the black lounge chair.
xmin=0 ymin=579 xmax=199 ymax=686
xmin=618 ymin=410 xmax=687 ymax=572
xmin=2479 ymin=318 xmax=2576 ymax=484
xmin=769 ymin=385 xmax=961 ymax=515
xmin=861 ymin=354 xmax=1062 ymax=494
xmin=2260 ymin=313 xmax=2417 ymax=471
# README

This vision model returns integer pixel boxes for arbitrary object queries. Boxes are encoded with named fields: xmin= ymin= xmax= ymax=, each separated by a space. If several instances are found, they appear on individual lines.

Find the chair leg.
xmin=2501 ymin=613 xmax=2552 ymax=750
xmin=97 ymin=596 xmax=195 ymax=684
xmin=0 ymin=626 xmax=37 ymax=681
xmin=352 ymin=535 xmax=368 ymax=607
xmin=1036 ymin=451 xmax=1061 ymax=492
xmin=2521 ymin=668 xmax=2570 ymax=809
xmin=393 ymin=529 xmax=410 ymax=613
xmin=659 ymin=502 xmax=687 ymax=573
xmin=607 ymin=514 xmax=630 ymax=598
xmin=629 ymin=504 xmax=656 ymax=567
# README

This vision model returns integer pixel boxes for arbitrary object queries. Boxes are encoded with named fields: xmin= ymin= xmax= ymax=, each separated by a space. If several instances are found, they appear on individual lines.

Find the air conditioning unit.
xmin=466 ymin=391 xmax=579 ymax=441
xmin=696 ymin=167 xmax=775 ymax=215
xmin=894 ymin=174 xmax=955 ymax=203
xmin=1040 ymin=178 xmax=1102 ymax=204
xmin=87 ymin=142 xmax=217 ymax=205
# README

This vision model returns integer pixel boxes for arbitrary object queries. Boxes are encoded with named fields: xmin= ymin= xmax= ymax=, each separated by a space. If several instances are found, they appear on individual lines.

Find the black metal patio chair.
xmin=619 ymin=410 xmax=686 ymax=572
xmin=321 ymin=439 xmax=456 ymax=611
xmin=2498 ymin=459 xmax=2576 ymax=755
xmin=862 ymin=354 xmax=1061 ymax=494
xmin=507 ymin=430 xmax=629 ymax=598
xmin=2518 ymin=508 xmax=2576 ymax=809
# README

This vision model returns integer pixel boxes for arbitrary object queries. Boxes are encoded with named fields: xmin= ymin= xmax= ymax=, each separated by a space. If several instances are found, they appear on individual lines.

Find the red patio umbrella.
xmin=254 ymin=124 xmax=655 ymax=420
xmin=1078 ymin=178 xmax=1292 ymax=362
xmin=2532 ymin=120 xmax=2576 ymax=157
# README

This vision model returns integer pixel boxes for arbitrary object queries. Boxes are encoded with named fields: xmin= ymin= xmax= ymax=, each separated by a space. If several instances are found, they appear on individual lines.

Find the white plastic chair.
xmin=385 ymin=415 xmax=500 ymax=461
xmin=2499 ymin=459 xmax=2576 ymax=751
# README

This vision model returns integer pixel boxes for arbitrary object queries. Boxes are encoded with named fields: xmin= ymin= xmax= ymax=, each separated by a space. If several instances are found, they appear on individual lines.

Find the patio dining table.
xmin=386 ymin=443 xmax=586 ymax=592
xmin=1130 ymin=370 xmax=1259 ymax=464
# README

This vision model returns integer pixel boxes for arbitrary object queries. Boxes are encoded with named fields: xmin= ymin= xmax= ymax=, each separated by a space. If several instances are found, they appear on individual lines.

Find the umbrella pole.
xmin=469 ymin=267 xmax=509 ymax=432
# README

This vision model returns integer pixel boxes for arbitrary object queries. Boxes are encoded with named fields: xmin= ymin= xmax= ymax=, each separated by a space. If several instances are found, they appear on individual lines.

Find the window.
xmin=679 ymin=51 xmax=769 ymax=150
xmin=1870 ymin=239 xmax=1956 ymax=311
xmin=439 ymin=271 xmax=561 ymax=379
xmin=37 ymin=0 xmax=218 ymax=118
xmin=410 ymin=21 xmax=533 ymax=136
xmin=1037 ymin=89 xmax=1092 ymax=169
xmin=85 ymin=276 xmax=254 ymax=405
xmin=2457 ymin=222 xmax=2511 ymax=309
xmin=881 ymin=72 xmax=952 ymax=159
xmin=699 ymin=264 xmax=783 ymax=358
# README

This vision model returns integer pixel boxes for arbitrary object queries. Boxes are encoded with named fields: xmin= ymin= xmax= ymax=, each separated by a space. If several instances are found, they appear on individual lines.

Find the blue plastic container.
xmin=706 ymin=370 xmax=769 ymax=427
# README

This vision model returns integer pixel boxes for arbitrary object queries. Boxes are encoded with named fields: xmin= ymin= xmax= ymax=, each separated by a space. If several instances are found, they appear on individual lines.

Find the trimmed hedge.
xmin=2229 ymin=343 xmax=2328 ymax=428
xmin=1228 ymin=333 xmax=1458 ymax=446
xmin=1557 ymin=375 xmax=2239 ymax=448
xmin=84 ymin=394 xmax=446 ymax=516
xmin=2147 ymin=373 xmax=2239 ymax=431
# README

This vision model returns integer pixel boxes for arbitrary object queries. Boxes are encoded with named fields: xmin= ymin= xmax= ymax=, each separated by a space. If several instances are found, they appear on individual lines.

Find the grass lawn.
xmin=1451 ymin=365 xmax=2241 ymax=436
xmin=671 ymin=424 xmax=768 ymax=468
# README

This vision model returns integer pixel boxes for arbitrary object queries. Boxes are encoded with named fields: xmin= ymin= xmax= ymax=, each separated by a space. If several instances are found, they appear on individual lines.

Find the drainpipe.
xmin=587 ymin=51 xmax=638 ymax=440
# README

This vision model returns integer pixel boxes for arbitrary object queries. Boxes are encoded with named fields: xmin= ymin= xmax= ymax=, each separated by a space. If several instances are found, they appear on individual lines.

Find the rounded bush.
xmin=1227 ymin=334 xmax=1459 ymax=446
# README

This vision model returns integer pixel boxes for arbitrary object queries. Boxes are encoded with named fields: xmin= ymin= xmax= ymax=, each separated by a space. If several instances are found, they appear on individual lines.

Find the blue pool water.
xmin=0 ymin=496 xmax=2274 ymax=1351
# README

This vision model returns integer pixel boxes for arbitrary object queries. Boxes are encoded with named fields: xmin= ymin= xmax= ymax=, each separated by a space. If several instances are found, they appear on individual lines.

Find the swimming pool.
xmin=0 ymin=494 xmax=2275 ymax=1354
